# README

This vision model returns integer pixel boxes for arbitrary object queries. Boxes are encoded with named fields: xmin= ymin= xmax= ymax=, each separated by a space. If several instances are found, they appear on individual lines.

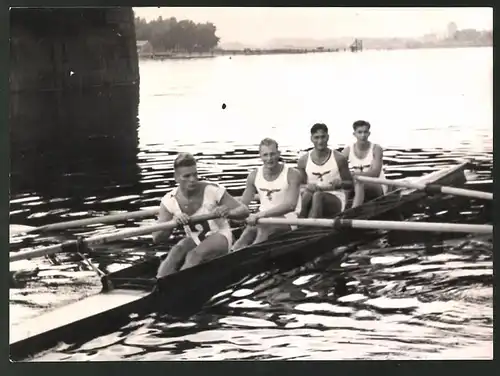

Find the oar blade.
xmin=10 ymin=225 xmax=37 ymax=236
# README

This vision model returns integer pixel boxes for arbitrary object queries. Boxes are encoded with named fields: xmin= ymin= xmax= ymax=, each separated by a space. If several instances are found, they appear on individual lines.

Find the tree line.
xmin=134 ymin=16 xmax=220 ymax=53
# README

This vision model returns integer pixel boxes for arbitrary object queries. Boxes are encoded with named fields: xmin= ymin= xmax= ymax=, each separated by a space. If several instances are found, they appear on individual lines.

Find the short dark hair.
xmin=259 ymin=138 xmax=279 ymax=150
xmin=174 ymin=153 xmax=197 ymax=169
xmin=353 ymin=120 xmax=371 ymax=130
xmin=311 ymin=123 xmax=328 ymax=134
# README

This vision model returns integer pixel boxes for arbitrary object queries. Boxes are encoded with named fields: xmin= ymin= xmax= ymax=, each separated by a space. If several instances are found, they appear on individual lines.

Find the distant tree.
xmin=195 ymin=22 xmax=220 ymax=51
xmin=134 ymin=16 xmax=220 ymax=52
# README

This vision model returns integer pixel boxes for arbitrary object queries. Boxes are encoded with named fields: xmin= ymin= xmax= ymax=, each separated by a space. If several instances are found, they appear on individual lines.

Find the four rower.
xmin=155 ymin=120 xmax=385 ymax=273
xmin=297 ymin=123 xmax=353 ymax=218
xmin=231 ymin=138 xmax=302 ymax=251
xmin=153 ymin=153 xmax=249 ymax=278
xmin=342 ymin=120 xmax=386 ymax=207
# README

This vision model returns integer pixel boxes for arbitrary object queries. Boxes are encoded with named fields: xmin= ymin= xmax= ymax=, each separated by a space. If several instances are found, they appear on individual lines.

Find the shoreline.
xmin=139 ymin=44 xmax=491 ymax=61
xmin=139 ymin=47 xmax=342 ymax=60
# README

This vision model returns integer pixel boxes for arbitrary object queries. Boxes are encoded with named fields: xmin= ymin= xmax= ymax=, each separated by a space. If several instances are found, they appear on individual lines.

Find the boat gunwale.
xmin=9 ymin=161 xmax=469 ymax=360
xmin=107 ymin=161 xmax=470 ymax=289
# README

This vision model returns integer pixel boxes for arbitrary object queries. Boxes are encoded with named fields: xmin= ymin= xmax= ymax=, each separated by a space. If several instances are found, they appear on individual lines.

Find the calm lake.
xmin=9 ymin=46 xmax=492 ymax=360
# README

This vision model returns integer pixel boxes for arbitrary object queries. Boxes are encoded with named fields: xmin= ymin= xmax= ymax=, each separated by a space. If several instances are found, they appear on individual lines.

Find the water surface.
xmin=9 ymin=47 xmax=492 ymax=360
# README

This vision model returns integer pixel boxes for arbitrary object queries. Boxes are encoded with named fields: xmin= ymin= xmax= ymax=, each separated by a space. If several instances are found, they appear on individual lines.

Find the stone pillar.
xmin=10 ymin=7 xmax=139 ymax=92
xmin=9 ymin=8 xmax=141 ymax=201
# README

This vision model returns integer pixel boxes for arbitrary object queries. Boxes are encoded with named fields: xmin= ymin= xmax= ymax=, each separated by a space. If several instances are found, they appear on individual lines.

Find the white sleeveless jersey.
xmin=305 ymin=150 xmax=347 ymax=209
xmin=254 ymin=164 xmax=301 ymax=218
xmin=348 ymin=142 xmax=387 ymax=193
xmin=160 ymin=183 xmax=232 ymax=248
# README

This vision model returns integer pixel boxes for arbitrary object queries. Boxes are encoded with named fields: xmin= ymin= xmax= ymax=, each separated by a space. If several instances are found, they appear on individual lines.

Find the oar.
xmin=354 ymin=175 xmax=492 ymax=200
xmin=9 ymin=193 xmax=260 ymax=238
xmin=10 ymin=208 xmax=160 ymax=237
xmin=9 ymin=213 xmax=218 ymax=263
xmin=256 ymin=217 xmax=492 ymax=235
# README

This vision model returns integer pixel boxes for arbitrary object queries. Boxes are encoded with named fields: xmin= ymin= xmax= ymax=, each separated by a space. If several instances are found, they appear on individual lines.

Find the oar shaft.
xmin=256 ymin=217 xmax=492 ymax=234
xmin=11 ymin=194 xmax=258 ymax=237
xmin=9 ymin=213 xmax=218 ymax=262
xmin=37 ymin=208 xmax=160 ymax=232
xmin=349 ymin=219 xmax=492 ymax=234
xmin=355 ymin=176 xmax=492 ymax=200
xmin=438 ymin=186 xmax=492 ymax=200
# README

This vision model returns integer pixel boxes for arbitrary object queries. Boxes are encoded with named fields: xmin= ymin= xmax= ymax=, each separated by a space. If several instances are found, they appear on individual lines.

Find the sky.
xmin=133 ymin=7 xmax=493 ymax=46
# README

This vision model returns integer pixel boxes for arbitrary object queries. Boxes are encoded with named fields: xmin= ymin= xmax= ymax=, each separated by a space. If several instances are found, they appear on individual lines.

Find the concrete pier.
xmin=9 ymin=8 xmax=141 ymax=200
xmin=9 ymin=7 xmax=139 ymax=92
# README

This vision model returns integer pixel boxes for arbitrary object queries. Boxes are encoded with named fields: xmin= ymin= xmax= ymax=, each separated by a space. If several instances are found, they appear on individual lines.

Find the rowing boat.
xmin=9 ymin=162 xmax=469 ymax=361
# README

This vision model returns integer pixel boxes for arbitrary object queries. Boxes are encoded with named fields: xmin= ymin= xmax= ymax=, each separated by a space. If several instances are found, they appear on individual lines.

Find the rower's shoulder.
xmin=245 ymin=168 xmax=258 ymax=184
xmin=332 ymin=149 xmax=349 ymax=166
xmin=201 ymin=181 xmax=228 ymax=201
xmin=163 ymin=188 xmax=177 ymax=199
xmin=297 ymin=151 xmax=309 ymax=166
xmin=201 ymin=181 xmax=226 ymax=191
xmin=372 ymin=143 xmax=384 ymax=153
xmin=332 ymin=149 xmax=348 ymax=160
xmin=248 ymin=168 xmax=258 ymax=177
xmin=286 ymin=164 xmax=302 ymax=181
xmin=160 ymin=188 xmax=177 ymax=209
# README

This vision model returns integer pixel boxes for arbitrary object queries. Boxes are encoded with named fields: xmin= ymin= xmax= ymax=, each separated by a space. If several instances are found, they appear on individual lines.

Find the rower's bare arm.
xmin=341 ymin=146 xmax=350 ymax=159
xmin=219 ymin=191 xmax=250 ymax=219
xmin=321 ymin=152 xmax=353 ymax=191
xmin=358 ymin=144 xmax=383 ymax=177
xmin=152 ymin=204 xmax=174 ymax=243
xmin=351 ymin=180 xmax=365 ymax=208
xmin=337 ymin=153 xmax=354 ymax=189
xmin=240 ymin=170 xmax=258 ymax=206
xmin=257 ymin=168 xmax=301 ymax=218
xmin=296 ymin=153 xmax=309 ymax=184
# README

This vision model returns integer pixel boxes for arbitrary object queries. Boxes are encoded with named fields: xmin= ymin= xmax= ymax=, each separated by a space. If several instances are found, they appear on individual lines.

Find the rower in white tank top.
xmin=348 ymin=142 xmax=387 ymax=194
xmin=160 ymin=183 xmax=233 ymax=249
xmin=305 ymin=150 xmax=347 ymax=211
xmin=254 ymin=164 xmax=301 ymax=219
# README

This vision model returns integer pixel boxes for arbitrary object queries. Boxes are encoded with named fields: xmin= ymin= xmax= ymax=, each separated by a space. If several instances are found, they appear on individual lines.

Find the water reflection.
xmin=10 ymin=85 xmax=141 ymax=225
xmin=28 ymin=233 xmax=492 ymax=361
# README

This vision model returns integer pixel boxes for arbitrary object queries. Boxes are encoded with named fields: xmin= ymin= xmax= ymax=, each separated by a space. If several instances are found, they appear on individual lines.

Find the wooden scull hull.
xmin=9 ymin=162 xmax=468 ymax=361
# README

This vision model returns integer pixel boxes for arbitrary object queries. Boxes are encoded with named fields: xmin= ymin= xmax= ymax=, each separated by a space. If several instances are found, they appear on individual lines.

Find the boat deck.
xmin=10 ymin=290 xmax=150 ymax=354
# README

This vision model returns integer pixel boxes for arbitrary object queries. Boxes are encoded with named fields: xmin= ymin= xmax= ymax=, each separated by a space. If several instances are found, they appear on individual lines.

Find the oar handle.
xmin=355 ymin=176 xmax=492 ymax=200
xmin=9 ymin=213 xmax=218 ymax=262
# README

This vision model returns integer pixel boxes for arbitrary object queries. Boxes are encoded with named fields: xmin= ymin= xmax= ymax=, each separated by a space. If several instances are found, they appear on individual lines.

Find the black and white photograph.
xmin=9 ymin=6 xmax=492 ymax=362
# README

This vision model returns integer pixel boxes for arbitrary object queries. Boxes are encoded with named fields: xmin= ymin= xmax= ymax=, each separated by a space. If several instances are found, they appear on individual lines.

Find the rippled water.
xmin=9 ymin=47 xmax=492 ymax=360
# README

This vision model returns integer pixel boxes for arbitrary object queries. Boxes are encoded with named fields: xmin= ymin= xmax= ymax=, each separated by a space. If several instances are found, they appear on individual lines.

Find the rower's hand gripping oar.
xmin=181 ymin=205 xmax=234 ymax=246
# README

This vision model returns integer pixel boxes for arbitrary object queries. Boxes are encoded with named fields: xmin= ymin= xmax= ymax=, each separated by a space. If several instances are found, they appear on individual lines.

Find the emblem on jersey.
xmin=312 ymin=170 xmax=332 ymax=181
xmin=352 ymin=164 xmax=371 ymax=172
xmin=260 ymin=188 xmax=281 ymax=201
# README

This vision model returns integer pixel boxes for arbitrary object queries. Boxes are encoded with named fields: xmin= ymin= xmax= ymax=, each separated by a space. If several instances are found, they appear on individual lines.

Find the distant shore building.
xmin=350 ymin=39 xmax=363 ymax=52
xmin=447 ymin=22 xmax=458 ymax=39
xmin=137 ymin=40 xmax=153 ymax=55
